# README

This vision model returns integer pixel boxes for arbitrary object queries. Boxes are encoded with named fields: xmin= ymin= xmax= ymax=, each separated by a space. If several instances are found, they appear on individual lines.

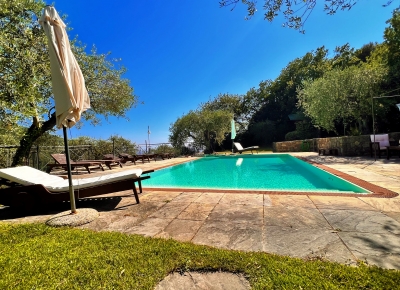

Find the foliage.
xmin=220 ymin=1 xmax=394 ymax=33
xmin=0 ymin=0 xmax=140 ymax=165
xmin=169 ymin=109 xmax=233 ymax=152
xmin=285 ymin=120 xmax=317 ymax=141
xmin=384 ymin=8 xmax=400 ymax=89
xmin=0 ymin=223 xmax=399 ymax=289
xmin=250 ymin=47 xmax=331 ymax=141
xmin=298 ymin=64 xmax=386 ymax=133
xmin=171 ymin=11 xmax=400 ymax=145
xmin=0 ymin=124 xmax=26 ymax=146
xmin=68 ymin=135 xmax=138 ymax=159
xmin=201 ymin=93 xmax=264 ymax=132
xmin=247 ymin=41 xmax=384 ymax=140
xmin=331 ymin=43 xmax=370 ymax=69
xmin=0 ymin=0 xmax=50 ymax=131
xmin=152 ymin=144 xmax=176 ymax=155
xmin=33 ymin=132 xmax=63 ymax=147
xmin=246 ymin=120 xmax=276 ymax=146
xmin=285 ymin=130 xmax=301 ymax=141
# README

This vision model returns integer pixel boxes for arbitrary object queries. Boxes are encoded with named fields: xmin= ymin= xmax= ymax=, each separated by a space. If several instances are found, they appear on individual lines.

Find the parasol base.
xmin=46 ymin=208 xmax=99 ymax=227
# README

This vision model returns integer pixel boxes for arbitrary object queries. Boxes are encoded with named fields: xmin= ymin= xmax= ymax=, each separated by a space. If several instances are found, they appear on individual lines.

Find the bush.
xmin=285 ymin=131 xmax=300 ymax=141
xmin=285 ymin=120 xmax=318 ymax=141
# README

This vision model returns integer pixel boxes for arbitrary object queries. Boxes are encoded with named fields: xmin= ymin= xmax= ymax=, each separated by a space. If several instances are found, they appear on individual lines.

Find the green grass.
xmin=0 ymin=223 xmax=398 ymax=289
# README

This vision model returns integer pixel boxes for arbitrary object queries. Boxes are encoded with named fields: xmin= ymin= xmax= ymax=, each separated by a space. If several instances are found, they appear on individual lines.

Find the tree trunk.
xmin=203 ymin=130 xmax=212 ymax=153
xmin=12 ymin=113 xmax=56 ymax=167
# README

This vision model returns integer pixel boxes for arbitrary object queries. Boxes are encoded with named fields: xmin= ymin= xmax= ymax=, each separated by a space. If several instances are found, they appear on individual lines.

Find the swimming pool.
xmin=142 ymin=154 xmax=369 ymax=194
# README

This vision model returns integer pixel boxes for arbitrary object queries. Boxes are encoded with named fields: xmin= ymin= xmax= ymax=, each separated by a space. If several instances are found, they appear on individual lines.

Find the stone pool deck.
xmin=1 ymin=152 xmax=400 ymax=270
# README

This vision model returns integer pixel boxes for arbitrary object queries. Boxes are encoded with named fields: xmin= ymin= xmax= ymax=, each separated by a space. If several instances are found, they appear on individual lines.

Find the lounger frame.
xmin=0 ymin=170 xmax=153 ymax=211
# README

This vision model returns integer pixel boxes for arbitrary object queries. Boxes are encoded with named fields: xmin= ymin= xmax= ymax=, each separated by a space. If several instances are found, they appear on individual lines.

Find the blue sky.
xmin=51 ymin=0 xmax=396 ymax=146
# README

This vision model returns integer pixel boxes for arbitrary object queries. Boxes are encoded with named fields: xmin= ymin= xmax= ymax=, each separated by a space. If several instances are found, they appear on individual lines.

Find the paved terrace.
xmin=1 ymin=153 xmax=400 ymax=270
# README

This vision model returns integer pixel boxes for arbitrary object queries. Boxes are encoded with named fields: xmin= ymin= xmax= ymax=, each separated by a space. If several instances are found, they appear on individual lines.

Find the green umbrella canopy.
xmin=231 ymin=119 xmax=236 ymax=140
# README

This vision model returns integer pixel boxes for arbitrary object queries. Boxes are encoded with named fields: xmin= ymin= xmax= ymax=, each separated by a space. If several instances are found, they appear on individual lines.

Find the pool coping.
xmin=141 ymin=156 xmax=399 ymax=198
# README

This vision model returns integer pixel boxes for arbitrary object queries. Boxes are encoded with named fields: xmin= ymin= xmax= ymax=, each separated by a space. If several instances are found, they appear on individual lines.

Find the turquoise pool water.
xmin=142 ymin=154 xmax=369 ymax=193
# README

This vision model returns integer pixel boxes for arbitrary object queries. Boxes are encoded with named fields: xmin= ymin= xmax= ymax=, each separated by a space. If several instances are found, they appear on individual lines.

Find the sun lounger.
xmin=99 ymin=154 xmax=123 ymax=169
xmin=0 ymin=166 xmax=153 ymax=211
xmin=233 ymin=142 xmax=259 ymax=154
xmin=118 ymin=153 xmax=137 ymax=165
xmin=370 ymin=134 xmax=390 ymax=158
xmin=137 ymin=154 xmax=157 ymax=163
xmin=119 ymin=153 xmax=156 ymax=164
xmin=156 ymin=153 xmax=172 ymax=160
xmin=47 ymin=153 xmax=105 ymax=174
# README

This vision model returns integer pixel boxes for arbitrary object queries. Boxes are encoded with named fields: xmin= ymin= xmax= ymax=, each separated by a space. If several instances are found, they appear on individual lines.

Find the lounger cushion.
xmin=0 ymin=166 xmax=142 ymax=192
xmin=233 ymin=142 xmax=259 ymax=151
xmin=233 ymin=142 xmax=244 ymax=151
xmin=370 ymin=134 xmax=390 ymax=148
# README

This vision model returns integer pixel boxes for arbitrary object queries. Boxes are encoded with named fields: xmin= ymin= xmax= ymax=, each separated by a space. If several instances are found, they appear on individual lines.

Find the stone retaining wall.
xmin=273 ymin=132 xmax=400 ymax=156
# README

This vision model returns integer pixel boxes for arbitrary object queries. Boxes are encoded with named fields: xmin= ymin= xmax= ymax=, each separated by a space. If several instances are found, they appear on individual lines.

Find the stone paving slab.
xmin=384 ymin=211 xmax=400 ymax=223
xmin=264 ymin=206 xmax=331 ymax=229
xmin=263 ymin=226 xmax=356 ymax=265
xmin=219 ymin=193 xmax=264 ymax=206
xmin=177 ymin=203 xmax=216 ymax=221
xmin=338 ymin=232 xmax=400 ymax=269
xmin=169 ymin=192 xmax=203 ymax=203
xmin=79 ymin=210 xmax=136 ymax=232
xmin=126 ymin=217 xmax=173 ymax=237
xmin=155 ymin=272 xmax=251 ymax=290
xmin=266 ymin=195 xmax=316 ymax=208
xmin=155 ymin=219 xmax=204 ymax=242
xmin=309 ymin=196 xmax=377 ymax=211
xmin=194 ymin=192 xmax=224 ymax=204
xmin=149 ymin=202 xmax=189 ymax=219
xmin=208 ymin=203 xmax=263 ymax=224
xmin=332 ymin=169 xmax=394 ymax=182
xmin=369 ymin=182 xmax=400 ymax=193
xmin=321 ymin=208 xmax=400 ymax=234
xmin=360 ymin=197 xmax=400 ymax=212
xmin=141 ymin=191 xmax=182 ymax=202
xmin=192 ymin=220 xmax=263 ymax=251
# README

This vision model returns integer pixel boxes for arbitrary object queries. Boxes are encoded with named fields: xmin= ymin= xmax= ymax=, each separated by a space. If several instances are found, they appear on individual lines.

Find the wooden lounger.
xmin=47 ymin=153 xmax=105 ymax=173
xmin=0 ymin=166 xmax=154 ymax=211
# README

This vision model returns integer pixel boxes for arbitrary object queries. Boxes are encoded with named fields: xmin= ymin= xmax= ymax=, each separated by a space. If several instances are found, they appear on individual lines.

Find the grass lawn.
xmin=0 ymin=223 xmax=399 ymax=289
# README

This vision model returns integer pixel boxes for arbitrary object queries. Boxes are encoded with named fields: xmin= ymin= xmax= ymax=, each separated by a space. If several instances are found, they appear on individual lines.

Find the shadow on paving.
xmin=306 ymin=155 xmax=400 ymax=165
xmin=0 ymin=196 xmax=125 ymax=220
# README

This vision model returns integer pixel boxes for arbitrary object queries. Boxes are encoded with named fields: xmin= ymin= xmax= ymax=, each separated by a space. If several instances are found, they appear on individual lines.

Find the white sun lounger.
xmin=233 ymin=142 xmax=259 ymax=154
xmin=0 ymin=166 xmax=152 ymax=210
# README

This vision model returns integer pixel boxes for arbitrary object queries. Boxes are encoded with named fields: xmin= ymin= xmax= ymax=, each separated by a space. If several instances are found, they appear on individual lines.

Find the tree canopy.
xmin=201 ymin=93 xmax=264 ymax=132
xmin=298 ymin=64 xmax=386 ymax=133
xmin=169 ymin=92 xmax=265 ymax=152
xmin=169 ymin=108 xmax=233 ymax=153
xmin=220 ymin=0 xmax=394 ymax=33
xmin=0 ymin=0 xmax=140 ymax=165
xmin=169 ymin=8 xmax=400 ymax=148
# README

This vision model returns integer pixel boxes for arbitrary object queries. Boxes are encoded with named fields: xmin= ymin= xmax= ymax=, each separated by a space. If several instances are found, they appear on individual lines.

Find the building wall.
xmin=273 ymin=133 xmax=400 ymax=156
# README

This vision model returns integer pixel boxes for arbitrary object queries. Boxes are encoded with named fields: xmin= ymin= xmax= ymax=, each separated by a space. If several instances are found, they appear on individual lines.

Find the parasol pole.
xmin=62 ymin=124 xmax=76 ymax=214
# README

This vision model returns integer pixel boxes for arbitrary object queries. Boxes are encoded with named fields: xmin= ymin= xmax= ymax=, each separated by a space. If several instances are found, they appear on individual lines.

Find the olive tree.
xmin=169 ymin=109 xmax=233 ymax=153
xmin=220 ymin=0 xmax=393 ymax=33
xmin=0 ymin=0 xmax=140 ymax=166
xmin=297 ymin=63 xmax=386 ymax=133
